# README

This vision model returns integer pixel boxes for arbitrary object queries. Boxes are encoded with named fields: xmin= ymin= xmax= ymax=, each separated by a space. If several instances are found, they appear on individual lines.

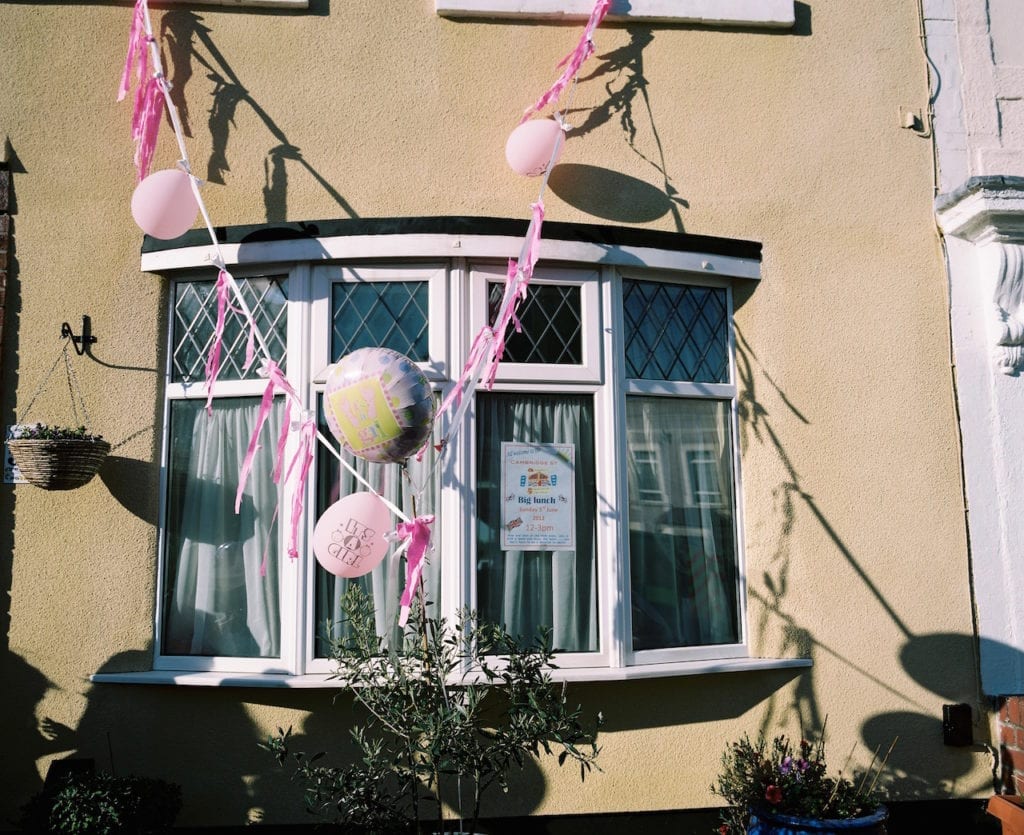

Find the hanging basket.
xmin=9 ymin=437 xmax=111 ymax=490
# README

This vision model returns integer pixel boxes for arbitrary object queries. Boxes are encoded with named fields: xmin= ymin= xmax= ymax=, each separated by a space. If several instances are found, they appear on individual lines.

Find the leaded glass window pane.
xmin=627 ymin=396 xmax=739 ymax=650
xmin=475 ymin=392 xmax=598 ymax=653
xmin=332 ymin=281 xmax=428 ymax=361
xmin=622 ymin=280 xmax=728 ymax=383
xmin=487 ymin=283 xmax=582 ymax=364
xmin=163 ymin=397 xmax=282 ymax=657
xmin=172 ymin=276 xmax=288 ymax=383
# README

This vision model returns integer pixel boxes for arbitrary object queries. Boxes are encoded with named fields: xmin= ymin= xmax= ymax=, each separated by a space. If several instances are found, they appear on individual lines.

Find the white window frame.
xmin=631 ymin=446 xmax=666 ymax=505
xmin=154 ymin=264 xmax=308 ymax=674
xmin=683 ymin=445 xmax=725 ymax=508
xmin=102 ymin=223 xmax=816 ymax=688
xmin=469 ymin=263 xmax=602 ymax=383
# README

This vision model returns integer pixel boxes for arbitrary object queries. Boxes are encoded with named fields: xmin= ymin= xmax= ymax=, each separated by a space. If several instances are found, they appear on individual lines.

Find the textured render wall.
xmin=0 ymin=0 xmax=994 ymax=827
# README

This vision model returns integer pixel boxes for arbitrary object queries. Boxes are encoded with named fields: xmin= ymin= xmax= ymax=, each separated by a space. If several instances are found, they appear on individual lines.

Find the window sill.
xmin=90 ymin=657 xmax=810 ymax=688
xmin=161 ymin=0 xmax=308 ymax=7
xmin=435 ymin=0 xmax=796 ymax=28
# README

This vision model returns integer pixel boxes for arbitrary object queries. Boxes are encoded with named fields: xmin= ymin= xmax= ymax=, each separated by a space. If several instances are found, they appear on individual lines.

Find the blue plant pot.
xmin=748 ymin=806 xmax=888 ymax=834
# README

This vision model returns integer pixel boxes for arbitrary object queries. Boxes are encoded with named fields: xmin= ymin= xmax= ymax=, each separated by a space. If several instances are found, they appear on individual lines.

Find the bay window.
xmin=130 ymin=219 xmax=786 ymax=685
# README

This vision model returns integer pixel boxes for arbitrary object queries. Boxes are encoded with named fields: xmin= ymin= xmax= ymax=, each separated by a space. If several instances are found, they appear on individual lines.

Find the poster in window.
xmin=501 ymin=442 xmax=575 ymax=551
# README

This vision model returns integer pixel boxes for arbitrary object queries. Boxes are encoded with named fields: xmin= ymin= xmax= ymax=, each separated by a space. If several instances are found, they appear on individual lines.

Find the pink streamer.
xmin=232 ymin=361 xmax=314 ymax=575
xmin=282 ymin=418 xmax=316 ymax=562
xmin=205 ymin=270 xmax=231 ymax=416
xmin=396 ymin=515 xmax=435 ymax=627
xmin=482 ymin=201 xmax=545 ymax=388
xmin=133 ymin=74 xmax=165 ymax=181
xmin=117 ymin=0 xmax=146 ymax=102
xmin=119 ymin=0 xmax=164 ymax=180
xmin=235 ymin=366 xmax=280 ymax=514
xmin=235 ymin=361 xmax=302 ymax=514
xmin=520 ymin=0 xmax=612 ymax=124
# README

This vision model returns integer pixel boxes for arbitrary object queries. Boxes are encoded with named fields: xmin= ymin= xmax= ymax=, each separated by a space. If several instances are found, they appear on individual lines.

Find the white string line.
xmin=406 ymin=78 xmax=581 ymax=498
xmin=133 ymin=0 xmax=411 ymax=522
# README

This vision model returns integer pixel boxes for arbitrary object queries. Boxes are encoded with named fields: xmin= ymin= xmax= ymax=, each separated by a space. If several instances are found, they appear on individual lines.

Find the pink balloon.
xmin=130 ymin=168 xmax=200 ymax=239
xmin=505 ymin=119 xmax=564 ymax=177
xmin=312 ymin=492 xmax=393 ymax=578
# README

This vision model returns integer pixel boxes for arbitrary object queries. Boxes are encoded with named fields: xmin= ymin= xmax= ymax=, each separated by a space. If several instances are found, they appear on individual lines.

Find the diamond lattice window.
xmin=622 ymin=280 xmax=728 ymax=383
xmin=172 ymin=276 xmax=288 ymax=383
xmin=332 ymin=281 xmax=428 ymax=361
xmin=487 ymin=283 xmax=582 ymax=364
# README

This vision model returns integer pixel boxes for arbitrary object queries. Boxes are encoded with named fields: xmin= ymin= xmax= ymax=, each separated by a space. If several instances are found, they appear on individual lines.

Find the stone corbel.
xmin=936 ymin=176 xmax=1024 ymax=375
xmin=988 ymin=242 xmax=1024 ymax=374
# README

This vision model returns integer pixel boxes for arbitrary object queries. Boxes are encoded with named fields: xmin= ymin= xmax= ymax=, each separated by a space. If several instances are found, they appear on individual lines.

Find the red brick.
xmin=1002 ymin=722 xmax=1019 ymax=747
xmin=1012 ymin=697 xmax=1024 ymax=728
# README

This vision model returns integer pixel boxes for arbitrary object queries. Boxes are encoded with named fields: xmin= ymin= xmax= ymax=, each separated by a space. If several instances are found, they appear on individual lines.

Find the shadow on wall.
xmin=734 ymin=324 xmax=1002 ymax=799
xmin=160 ymin=10 xmax=356 ymax=224
xmin=549 ymin=28 xmax=690 ymax=232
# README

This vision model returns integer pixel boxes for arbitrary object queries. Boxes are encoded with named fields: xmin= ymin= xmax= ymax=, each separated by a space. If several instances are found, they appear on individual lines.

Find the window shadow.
xmin=160 ymin=10 xmax=357 ymax=223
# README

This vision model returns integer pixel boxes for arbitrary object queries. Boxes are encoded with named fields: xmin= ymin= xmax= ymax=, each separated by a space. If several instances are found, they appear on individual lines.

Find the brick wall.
xmin=999 ymin=696 xmax=1024 ymax=795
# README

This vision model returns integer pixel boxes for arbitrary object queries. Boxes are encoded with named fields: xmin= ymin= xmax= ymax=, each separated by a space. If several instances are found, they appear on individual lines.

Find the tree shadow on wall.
xmin=734 ymin=324 xmax=997 ymax=799
xmin=549 ymin=28 xmax=689 ymax=232
xmin=160 ymin=10 xmax=357 ymax=223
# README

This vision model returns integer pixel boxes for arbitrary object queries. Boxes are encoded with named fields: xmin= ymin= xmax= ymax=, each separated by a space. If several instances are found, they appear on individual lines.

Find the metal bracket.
xmin=61 ymin=316 xmax=97 ymax=356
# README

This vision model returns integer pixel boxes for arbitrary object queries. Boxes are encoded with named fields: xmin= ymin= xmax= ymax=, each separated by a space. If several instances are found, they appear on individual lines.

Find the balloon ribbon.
xmin=396 ymin=515 xmax=435 ymax=627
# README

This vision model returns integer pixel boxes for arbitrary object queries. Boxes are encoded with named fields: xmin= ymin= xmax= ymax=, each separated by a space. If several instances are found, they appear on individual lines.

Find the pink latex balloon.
xmin=130 ymin=168 xmax=200 ymax=239
xmin=312 ymin=492 xmax=393 ymax=578
xmin=505 ymin=119 xmax=564 ymax=177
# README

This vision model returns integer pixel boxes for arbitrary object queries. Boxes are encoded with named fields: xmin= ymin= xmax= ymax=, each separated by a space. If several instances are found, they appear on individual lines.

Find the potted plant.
xmin=266 ymin=585 xmax=602 ymax=834
xmin=8 ymin=423 xmax=110 ymax=490
xmin=17 ymin=770 xmax=182 ymax=833
xmin=712 ymin=727 xmax=892 ymax=834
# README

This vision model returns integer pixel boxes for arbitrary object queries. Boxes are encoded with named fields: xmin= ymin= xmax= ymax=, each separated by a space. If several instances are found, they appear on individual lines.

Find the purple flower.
xmin=780 ymin=756 xmax=793 ymax=775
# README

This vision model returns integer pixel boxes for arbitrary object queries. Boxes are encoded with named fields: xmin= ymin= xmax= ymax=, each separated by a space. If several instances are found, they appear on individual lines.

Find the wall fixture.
xmin=61 ymin=316 xmax=97 ymax=356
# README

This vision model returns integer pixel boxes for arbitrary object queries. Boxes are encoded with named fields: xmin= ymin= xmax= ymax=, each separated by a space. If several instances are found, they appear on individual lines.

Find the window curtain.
xmin=314 ymin=423 xmax=439 ymax=654
xmin=627 ymin=396 xmax=738 ymax=650
xmin=163 ymin=397 xmax=282 ymax=658
xmin=476 ymin=393 xmax=598 ymax=653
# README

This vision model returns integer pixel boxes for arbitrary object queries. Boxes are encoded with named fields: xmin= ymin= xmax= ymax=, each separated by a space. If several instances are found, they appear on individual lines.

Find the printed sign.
xmin=501 ymin=442 xmax=575 ymax=551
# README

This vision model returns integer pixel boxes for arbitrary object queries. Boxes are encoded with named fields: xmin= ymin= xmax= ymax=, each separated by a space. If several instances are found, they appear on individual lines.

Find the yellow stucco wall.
xmin=0 ymin=0 xmax=993 ymax=827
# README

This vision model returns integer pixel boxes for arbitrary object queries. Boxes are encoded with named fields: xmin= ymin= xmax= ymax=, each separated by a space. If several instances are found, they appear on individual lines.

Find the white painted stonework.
xmin=927 ymin=0 xmax=1024 ymax=694
xmin=435 ymin=0 xmax=796 ymax=28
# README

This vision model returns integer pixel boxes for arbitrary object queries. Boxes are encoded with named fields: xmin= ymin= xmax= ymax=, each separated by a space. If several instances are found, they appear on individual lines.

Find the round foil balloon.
xmin=313 ymin=492 xmax=392 ymax=578
xmin=130 ymin=168 xmax=200 ymax=239
xmin=323 ymin=347 xmax=435 ymax=463
xmin=505 ymin=118 xmax=564 ymax=177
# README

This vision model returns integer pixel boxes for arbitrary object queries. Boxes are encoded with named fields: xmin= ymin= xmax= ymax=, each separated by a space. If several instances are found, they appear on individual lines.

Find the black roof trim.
xmin=142 ymin=216 xmax=762 ymax=262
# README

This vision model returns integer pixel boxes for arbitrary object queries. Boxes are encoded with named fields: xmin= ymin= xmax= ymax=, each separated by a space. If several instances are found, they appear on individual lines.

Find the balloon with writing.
xmin=312 ymin=491 xmax=392 ymax=578
xmin=323 ymin=347 xmax=435 ymax=463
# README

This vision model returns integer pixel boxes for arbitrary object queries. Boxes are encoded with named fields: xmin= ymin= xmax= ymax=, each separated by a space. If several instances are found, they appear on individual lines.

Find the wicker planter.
xmin=9 ymin=437 xmax=111 ymax=490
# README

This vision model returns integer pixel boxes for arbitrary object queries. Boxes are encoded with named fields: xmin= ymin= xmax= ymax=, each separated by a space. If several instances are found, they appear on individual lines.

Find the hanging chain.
xmin=63 ymin=344 xmax=93 ymax=429
xmin=17 ymin=338 xmax=95 ymax=429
